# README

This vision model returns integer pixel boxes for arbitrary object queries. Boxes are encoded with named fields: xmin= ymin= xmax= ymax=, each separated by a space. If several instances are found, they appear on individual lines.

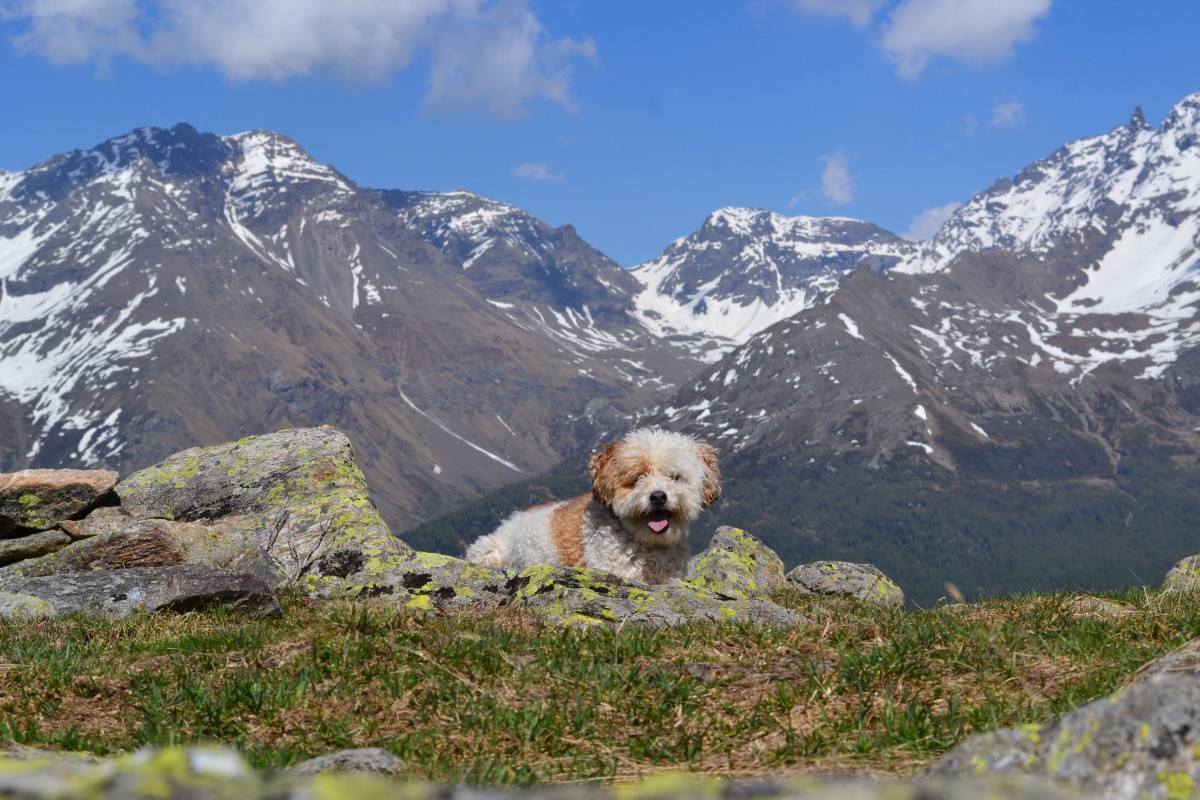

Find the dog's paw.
xmin=466 ymin=535 xmax=508 ymax=568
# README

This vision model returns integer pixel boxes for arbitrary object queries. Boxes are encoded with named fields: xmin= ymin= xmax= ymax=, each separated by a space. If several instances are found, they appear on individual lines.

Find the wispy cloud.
xmin=513 ymin=162 xmax=564 ymax=181
xmin=0 ymin=0 xmax=595 ymax=119
xmin=785 ymin=0 xmax=1052 ymax=81
xmin=786 ymin=0 xmax=887 ymax=28
xmin=992 ymin=99 xmax=1027 ymax=129
xmin=902 ymin=201 xmax=961 ymax=241
xmin=880 ymin=0 xmax=1052 ymax=81
xmin=820 ymin=149 xmax=859 ymax=206
xmin=820 ymin=150 xmax=854 ymax=205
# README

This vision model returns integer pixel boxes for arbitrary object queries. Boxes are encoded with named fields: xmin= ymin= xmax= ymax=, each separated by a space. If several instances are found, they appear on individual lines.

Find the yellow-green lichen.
xmin=613 ymin=771 xmax=723 ymax=800
xmin=1160 ymin=771 xmax=1197 ymax=800
xmin=405 ymin=594 xmax=432 ymax=611
xmin=17 ymin=493 xmax=42 ymax=508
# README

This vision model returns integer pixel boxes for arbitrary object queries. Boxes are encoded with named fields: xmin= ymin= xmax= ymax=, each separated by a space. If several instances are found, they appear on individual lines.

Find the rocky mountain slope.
xmin=632 ymin=96 xmax=1200 ymax=603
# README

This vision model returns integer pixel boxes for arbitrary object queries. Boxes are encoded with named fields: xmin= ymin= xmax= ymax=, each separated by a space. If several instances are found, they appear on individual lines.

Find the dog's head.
xmin=587 ymin=427 xmax=720 ymax=546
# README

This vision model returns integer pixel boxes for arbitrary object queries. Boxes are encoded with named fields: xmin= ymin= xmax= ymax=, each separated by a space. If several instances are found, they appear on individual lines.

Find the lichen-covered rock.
xmin=511 ymin=563 xmax=800 ymax=628
xmin=304 ymin=535 xmax=801 ymax=627
xmin=684 ymin=526 xmax=787 ymax=601
xmin=303 ymin=548 xmax=515 ymax=613
xmin=0 ymin=530 xmax=73 ymax=567
xmin=0 ymin=744 xmax=1079 ymax=799
xmin=115 ymin=428 xmax=410 ymax=584
xmin=58 ymin=506 xmax=134 ymax=540
xmin=785 ymin=561 xmax=905 ymax=608
xmin=0 ymin=565 xmax=280 ymax=618
xmin=287 ymin=747 xmax=407 ymax=777
xmin=928 ymin=668 xmax=1200 ymax=799
xmin=0 ymin=469 xmax=119 ymax=535
xmin=1162 ymin=554 xmax=1200 ymax=595
xmin=2 ymin=518 xmax=284 ymax=589
xmin=0 ymin=590 xmax=52 ymax=618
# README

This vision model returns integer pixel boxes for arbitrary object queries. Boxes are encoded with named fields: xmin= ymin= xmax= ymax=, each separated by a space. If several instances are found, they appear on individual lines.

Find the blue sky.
xmin=2 ymin=1 xmax=1198 ymax=267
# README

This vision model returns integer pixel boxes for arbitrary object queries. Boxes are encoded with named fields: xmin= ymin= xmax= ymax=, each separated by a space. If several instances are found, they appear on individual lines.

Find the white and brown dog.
xmin=465 ymin=427 xmax=720 ymax=584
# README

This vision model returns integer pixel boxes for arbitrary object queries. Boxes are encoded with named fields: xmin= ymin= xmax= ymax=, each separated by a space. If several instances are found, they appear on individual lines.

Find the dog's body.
xmin=465 ymin=427 xmax=719 ymax=584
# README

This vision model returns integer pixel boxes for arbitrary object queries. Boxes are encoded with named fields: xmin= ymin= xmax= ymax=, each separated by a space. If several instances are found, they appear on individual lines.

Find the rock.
xmin=304 ymin=528 xmax=801 ymax=627
xmin=0 ymin=530 xmax=73 ymax=567
xmin=303 ymin=548 xmax=515 ymax=613
xmin=0 ymin=744 xmax=1079 ymax=799
xmin=115 ymin=428 xmax=410 ymax=585
xmin=59 ymin=506 xmax=133 ymax=539
xmin=287 ymin=747 xmax=407 ymax=777
xmin=3 ymin=518 xmax=284 ymax=589
xmin=1161 ymin=554 xmax=1200 ymax=595
xmin=511 ymin=563 xmax=801 ymax=627
xmin=0 ymin=591 xmax=52 ymax=618
xmin=684 ymin=526 xmax=787 ymax=601
xmin=151 ymin=570 xmax=281 ymax=617
xmin=0 ymin=468 xmax=119 ymax=535
xmin=785 ymin=561 xmax=905 ymax=608
xmin=0 ymin=565 xmax=280 ymax=618
xmin=928 ymin=641 xmax=1200 ymax=799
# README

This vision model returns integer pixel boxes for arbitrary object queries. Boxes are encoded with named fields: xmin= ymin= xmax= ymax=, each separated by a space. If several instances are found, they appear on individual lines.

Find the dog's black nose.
xmin=649 ymin=490 xmax=668 ymax=507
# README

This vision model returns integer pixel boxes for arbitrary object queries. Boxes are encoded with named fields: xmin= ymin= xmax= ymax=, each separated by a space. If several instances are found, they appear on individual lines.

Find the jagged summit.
xmin=629 ymin=206 xmax=912 ymax=356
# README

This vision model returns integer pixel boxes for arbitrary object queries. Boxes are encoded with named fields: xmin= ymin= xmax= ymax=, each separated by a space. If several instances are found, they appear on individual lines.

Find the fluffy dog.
xmin=465 ymin=427 xmax=720 ymax=584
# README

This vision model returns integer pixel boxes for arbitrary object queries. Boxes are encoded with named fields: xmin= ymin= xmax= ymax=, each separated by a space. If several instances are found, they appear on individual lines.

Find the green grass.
xmin=0 ymin=587 xmax=1195 ymax=785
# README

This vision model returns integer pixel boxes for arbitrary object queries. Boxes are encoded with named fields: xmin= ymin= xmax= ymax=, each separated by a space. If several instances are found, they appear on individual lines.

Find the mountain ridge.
xmin=4 ymin=93 xmax=1200 ymax=602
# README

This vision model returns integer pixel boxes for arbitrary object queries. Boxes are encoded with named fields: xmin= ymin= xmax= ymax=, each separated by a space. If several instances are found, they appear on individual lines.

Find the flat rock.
xmin=0 ymin=530 xmax=72 ymax=567
xmin=785 ymin=561 xmax=905 ymax=608
xmin=114 ymin=428 xmax=410 ymax=585
xmin=0 ymin=565 xmax=280 ymax=618
xmin=0 ymin=469 xmax=119 ymax=535
xmin=3 ymin=518 xmax=283 ymax=589
xmin=303 ymin=548 xmax=514 ymax=613
xmin=510 ymin=563 xmax=801 ymax=627
xmin=287 ymin=747 xmax=407 ymax=777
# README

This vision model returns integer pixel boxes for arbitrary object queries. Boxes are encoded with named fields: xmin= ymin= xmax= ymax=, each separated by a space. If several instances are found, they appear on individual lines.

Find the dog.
xmin=465 ymin=427 xmax=720 ymax=584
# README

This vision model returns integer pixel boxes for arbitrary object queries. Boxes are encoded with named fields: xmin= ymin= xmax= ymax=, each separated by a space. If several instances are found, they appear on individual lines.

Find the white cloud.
xmin=992 ymin=99 xmax=1026 ymax=129
xmin=902 ymin=201 xmax=961 ymax=241
xmin=820 ymin=150 xmax=854 ymax=205
xmin=879 ymin=0 xmax=1052 ymax=80
xmin=0 ymin=0 xmax=594 ymax=118
xmin=787 ymin=0 xmax=888 ymax=27
xmin=512 ymin=162 xmax=563 ymax=181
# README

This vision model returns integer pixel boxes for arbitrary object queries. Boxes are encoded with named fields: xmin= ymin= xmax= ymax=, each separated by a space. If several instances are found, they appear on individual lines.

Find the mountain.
xmin=629 ymin=207 xmax=914 ymax=358
xmin=5 ymin=93 xmax=1200 ymax=605
xmin=0 ymin=124 xmax=702 ymax=533
xmin=631 ymin=95 xmax=1200 ymax=603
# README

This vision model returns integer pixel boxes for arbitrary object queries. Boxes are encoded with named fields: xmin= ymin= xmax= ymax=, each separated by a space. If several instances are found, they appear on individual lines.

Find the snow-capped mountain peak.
xmin=629 ymin=206 xmax=913 ymax=357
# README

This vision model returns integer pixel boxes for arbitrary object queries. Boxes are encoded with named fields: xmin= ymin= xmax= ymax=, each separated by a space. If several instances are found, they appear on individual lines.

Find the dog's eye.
xmin=670 ymin=473 xmax=681 ymax=482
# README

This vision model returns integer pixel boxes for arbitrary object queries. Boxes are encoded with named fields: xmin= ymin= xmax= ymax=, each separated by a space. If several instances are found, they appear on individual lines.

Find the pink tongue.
xmin=647 ymin=510 xmax=671 ymax=533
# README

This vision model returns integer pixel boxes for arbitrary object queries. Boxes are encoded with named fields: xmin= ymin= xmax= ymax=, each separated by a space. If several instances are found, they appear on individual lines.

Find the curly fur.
xmin=464 ymin=427 xmax=720 ymax=584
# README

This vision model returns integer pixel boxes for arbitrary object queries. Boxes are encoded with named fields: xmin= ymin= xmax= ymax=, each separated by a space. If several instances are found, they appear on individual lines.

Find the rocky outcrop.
xmin=0 ymin=428 xmax=816 ymax=626
xmin=114 ymin=426 xmax=408 ymax=583
xmin=785 ymin=561 xmax=905 ymax=608
xmin=928 ymin=635 xmax=1200 ymax=799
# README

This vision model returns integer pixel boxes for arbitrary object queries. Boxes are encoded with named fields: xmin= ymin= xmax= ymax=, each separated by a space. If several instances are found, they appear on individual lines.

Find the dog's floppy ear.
xmin=588 ymin=442 xmax=620 ymax=505
xmin=696 ymin=442 xmax=721 ymax=508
